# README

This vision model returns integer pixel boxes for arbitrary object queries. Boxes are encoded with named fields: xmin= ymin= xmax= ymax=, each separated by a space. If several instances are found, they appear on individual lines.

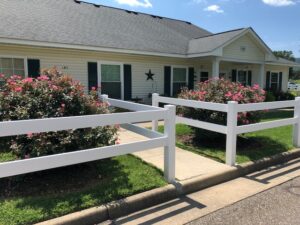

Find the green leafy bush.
xmin=265 ymin=91 xmax=276 ymax=102
xmin=275 ymin=91 xmax=295 ymax=101
xmin=0 ymin=68 xmax=118 ymax=159
xmin=178 ymin=79 xmax=266 ymax=140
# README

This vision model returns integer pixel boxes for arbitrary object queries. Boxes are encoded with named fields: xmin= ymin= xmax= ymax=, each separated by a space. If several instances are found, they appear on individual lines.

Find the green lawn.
xmin=0 ymin=155 xmax=166 ymax=225
xmin=158 ymin=110 xmax=295 ymax=164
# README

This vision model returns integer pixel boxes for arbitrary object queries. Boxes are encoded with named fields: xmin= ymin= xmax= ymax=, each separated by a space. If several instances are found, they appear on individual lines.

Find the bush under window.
xmin=177 ymin=79 xmax=266 ymax=141
xmin=0 ymin=68 xmax=118 ymax=159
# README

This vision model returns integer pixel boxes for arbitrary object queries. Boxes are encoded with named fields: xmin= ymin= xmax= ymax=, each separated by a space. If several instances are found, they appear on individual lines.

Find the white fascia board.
xmin=220 ymin=57 xmax=264 ymax=64
xmin=265 ymin=62 xmax=300 ymax=67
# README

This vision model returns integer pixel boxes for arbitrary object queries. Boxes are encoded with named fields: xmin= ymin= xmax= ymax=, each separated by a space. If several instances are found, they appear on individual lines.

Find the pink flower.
xmin=14 ymin=87 xmax=23 ymax=92
xmin=91 ymin=87 xmax=96 ymax=91
xmin=24 ymin=154 xmax=30 ymax=159
xmin=61 ymin=103 xmax=65 ymax=108
xmin=22 ymin=77 xmax=33 ymax=83
xmin=27 ymin=132 xmax=33 ymax=138
xmin=253 ymin=84 xmax=260 ymax=90
xmin=37 ymin=75 xmax=49 ymax=81
xmin=11 ymin=75 xmax=22 ymax=80
xmin=225 ymin=91 xmax=232 ymax=98
xmin=52 ymin=85 xmax=58 ymax=91
xmin=0 ymin=74 xmax=4 ymax=78
xmin=115 ymin=139 xmax=121 ymax=145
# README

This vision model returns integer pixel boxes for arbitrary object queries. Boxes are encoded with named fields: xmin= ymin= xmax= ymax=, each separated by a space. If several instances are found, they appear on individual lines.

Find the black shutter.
xmin=124 ymin=64 xmax=132 ymax=100
xmin=279 ymin=72 xmax=283 ymax=91
xmin=232 ymin=70 xmax=237 ymax=82
xmin=164 ymin=66 xmax=171 ymax=97
xmin=27 ymin=59 xmax=40 ymax=78
xmin=266 ymin=71 xmax=271 ymax=90
xmin=188 ymin=67 xmax=195 ymax=90
xmin=88 ymin=62 xmax=98 ymax=91
xmin=247 ymin=70 xmax=252 ymax=86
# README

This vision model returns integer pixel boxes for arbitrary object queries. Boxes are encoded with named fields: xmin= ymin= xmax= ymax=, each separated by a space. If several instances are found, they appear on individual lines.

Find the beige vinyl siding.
xmin=223 ymin=34 xmax=265 ymax=61
xmin=0 ymin=44 xmax=194 ymax=102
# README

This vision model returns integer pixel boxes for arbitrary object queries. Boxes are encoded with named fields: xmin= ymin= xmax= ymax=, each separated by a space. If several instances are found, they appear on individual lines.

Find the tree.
xmin=273 ymin=50 xmax=296 ymax=79
xmin=273 ymin=50 xmax=296 ymax=62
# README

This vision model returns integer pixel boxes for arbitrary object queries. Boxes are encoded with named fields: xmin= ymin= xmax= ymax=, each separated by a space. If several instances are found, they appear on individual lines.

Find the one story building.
xmin=0 ymin=0 xmax=299 ymax=102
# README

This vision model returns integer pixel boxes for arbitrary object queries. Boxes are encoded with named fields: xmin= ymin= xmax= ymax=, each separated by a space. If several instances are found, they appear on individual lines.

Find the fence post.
xmin=101 ymin=94 xmax=109 ymax=103
xmin=164 ymin=105 xmax=176 ymax=183
xmin=293 ymin=97 xmax=300 ymax=147
xmin=226 ymin=101 xmax=238 ymax=166
xmin=152 ymin=93 xmax=159 ymax=131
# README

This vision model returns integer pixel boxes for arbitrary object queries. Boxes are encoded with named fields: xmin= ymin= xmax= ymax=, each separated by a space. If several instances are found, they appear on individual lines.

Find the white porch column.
xmin=259 ymin=64 xmax=265 ymax=88
xmin=212 ymin=57 xmax=220 ymax=78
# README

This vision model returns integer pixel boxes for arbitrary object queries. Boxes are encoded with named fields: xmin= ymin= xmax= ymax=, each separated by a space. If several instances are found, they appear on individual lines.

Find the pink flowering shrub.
xmin=178 ymin=79 xmax=266 ymax=140
xmin=0 ymin=68 xmax=118 ymax=159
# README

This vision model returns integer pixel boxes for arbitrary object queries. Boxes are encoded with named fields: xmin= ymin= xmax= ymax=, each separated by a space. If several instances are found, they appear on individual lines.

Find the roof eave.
xmin=0 ymin=37 xmax=187 ymax=59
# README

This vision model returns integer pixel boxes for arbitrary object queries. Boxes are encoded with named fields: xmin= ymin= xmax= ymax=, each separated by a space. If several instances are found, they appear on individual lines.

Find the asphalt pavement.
xmin=187 ymin=176 xmax=300 ymax=225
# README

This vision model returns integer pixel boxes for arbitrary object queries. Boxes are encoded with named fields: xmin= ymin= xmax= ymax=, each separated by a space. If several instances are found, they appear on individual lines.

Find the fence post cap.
xmin=227 ymin=101 xmax=238 ymax=104
xmin=164 ymin=104 xmax=176 ymax=110
xmin=152 ymin=93 xmax=159 ymax=96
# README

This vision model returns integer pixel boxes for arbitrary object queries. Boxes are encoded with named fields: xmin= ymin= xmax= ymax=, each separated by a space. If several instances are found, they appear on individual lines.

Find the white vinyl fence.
xmin=152 ymin=93 xmax=300 ymax=166
xmin=0 ymin=95 xmax=176 ymax=183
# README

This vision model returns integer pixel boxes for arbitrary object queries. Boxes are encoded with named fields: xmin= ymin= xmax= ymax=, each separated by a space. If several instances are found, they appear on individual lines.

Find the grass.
xmin=0 ymin=155 xmax=166 ymax=225
xmin=158 ymin=110 xmax=294 ymax=164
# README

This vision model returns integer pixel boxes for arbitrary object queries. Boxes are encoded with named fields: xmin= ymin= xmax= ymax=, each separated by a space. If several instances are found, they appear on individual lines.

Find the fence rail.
xmin=0 ymin=95 xmax=176 ymax=183
xmin=152 ymin=93 xmax=300 ymax=166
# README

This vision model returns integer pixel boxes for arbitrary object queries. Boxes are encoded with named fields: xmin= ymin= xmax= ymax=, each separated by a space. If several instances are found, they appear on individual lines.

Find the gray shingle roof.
xmin=188 ymin=28 xmax=246 ymax=54
xmin=0 ymin=0 xmax=212 ymax=55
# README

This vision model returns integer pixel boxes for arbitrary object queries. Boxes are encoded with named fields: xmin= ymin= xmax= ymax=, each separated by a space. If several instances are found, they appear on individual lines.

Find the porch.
xmin=165 ymin=57 xmax=289 ymax=99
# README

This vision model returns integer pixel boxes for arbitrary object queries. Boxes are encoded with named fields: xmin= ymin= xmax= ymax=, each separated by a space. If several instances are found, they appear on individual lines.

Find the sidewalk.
xmin=103 ymin=158 xmax=300 ymax=225
xmin=119 ymin=125 xmax=232 ymax=181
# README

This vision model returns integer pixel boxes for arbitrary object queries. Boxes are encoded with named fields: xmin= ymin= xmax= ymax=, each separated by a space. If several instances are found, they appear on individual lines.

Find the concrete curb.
xmin=36 ymin=149 xmax=300 ymax=225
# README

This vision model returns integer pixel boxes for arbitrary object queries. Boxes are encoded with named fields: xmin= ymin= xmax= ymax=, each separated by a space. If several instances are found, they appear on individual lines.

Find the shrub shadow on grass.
xmin=0 ymin=157 xmax=131 ymax=224
xmin=0 ymin=155 xmax=166 ymax=225
xmin=177 ymin=131 xmax=291 ymax=164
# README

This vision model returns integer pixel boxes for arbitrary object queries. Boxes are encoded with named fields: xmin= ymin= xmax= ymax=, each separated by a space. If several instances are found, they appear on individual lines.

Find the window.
xmin=200 ymin=71 xmax=209 ymax=82
xmin=236 ymin=70 xmax=252 ymax=86
xmin=172 ymin=67 xmax=187 ymax=96
xmin=101 ymin=64 xmax=121 ymax=82
xmin=238 ymin=70 xmax=247 ymax=86
xmin=100 ymin=63 xmax=122 ymax=99
xmin=270 ymin=72 xmax=279 ymax=91
xmin=0 ymin=58 xmax=25 ymax=77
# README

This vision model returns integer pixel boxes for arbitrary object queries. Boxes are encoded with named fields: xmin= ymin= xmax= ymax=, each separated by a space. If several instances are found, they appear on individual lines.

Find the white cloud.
xmin=262 ymin=0 xmax=296 ymax=6
xmin=204 ymin=4 xmax=224 ymax=13
xmin=115 ymin=0 xmax=152 ymax=8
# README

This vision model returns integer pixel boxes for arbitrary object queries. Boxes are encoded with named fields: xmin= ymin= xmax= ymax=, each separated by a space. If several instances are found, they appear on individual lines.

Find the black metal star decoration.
xmin=145 ymin=69 xmax=155 ymax=81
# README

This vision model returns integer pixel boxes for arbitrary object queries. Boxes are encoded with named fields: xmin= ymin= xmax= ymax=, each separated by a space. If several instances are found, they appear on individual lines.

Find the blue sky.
xmin=86 ymin=0 xmax=300 ymax=57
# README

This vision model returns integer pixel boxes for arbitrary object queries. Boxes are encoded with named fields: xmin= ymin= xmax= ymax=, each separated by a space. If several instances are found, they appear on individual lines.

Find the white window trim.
xmin=0 ymin=55 xmax=28 ymax=77
xmin=98 ymin=61 xmax=124 ymax=100
xmin=171 ymin=65 xmax=188 ymax=96
xmin=269 ymin=71 xmax=281 ymax=89
xmin=235 ymin=69 xmax=251 ymax=85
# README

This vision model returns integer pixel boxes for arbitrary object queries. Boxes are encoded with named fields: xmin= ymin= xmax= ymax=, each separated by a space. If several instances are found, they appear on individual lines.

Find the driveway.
xmin=188 ymin=176 xmax=300 ymax=225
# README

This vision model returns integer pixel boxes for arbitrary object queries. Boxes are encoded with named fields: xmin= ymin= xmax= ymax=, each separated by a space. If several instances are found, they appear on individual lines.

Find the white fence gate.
xmin=0 ymin=95 xmax=176 ymax=183
xmin=152 ymin=93 xmax=300 ymax=166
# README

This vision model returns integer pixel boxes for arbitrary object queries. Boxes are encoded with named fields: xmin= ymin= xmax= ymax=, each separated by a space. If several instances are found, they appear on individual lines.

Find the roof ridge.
xmin=73 ymin=0 xmax=194 ymax=25
xmin=192 ymin=27 xmax=247 ymax=40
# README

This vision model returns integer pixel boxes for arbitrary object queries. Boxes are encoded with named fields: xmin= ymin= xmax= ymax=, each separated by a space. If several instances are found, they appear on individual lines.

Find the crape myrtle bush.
xmin=178 ymin=79 xmax=266 ymax=140
xmin=0 ymin=68 xmax=118 ymax=159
